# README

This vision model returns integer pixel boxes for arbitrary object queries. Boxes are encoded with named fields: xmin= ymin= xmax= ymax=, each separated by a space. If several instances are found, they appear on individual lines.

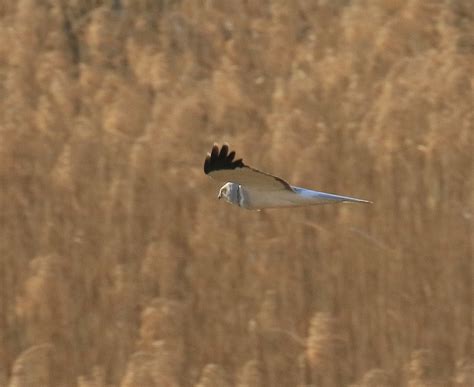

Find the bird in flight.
xmin=204 ymin=144 xmax=372 ymax=210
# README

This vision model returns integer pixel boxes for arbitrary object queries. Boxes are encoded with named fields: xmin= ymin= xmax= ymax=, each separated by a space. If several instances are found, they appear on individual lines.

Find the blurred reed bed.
xmin=0 ymin=0 xmax=472 ymax=386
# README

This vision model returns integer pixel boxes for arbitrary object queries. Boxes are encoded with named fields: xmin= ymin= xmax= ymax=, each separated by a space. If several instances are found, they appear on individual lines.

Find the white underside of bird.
xmin=204 ymin=144 xmax=371 ymax=210
xmin=222 ymin=184 xmax=371 ymax=210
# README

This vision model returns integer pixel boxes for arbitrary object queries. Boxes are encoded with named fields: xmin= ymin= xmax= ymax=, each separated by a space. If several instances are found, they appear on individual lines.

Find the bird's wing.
xmin=204 ymin=144 xmax=293 ymax=192
xmin=292 ymin=187 xmax=372 ymax=204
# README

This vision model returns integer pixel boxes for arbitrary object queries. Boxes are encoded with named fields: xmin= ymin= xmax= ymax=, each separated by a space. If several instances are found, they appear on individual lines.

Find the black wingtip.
xmin=204 ymin=144 xmax=245 ymax=175
xmin=204 ymin=153 xmax=211 ymax=174
xmin=211 ymin=144 xmax=219 ymax=159
xmin=219 ymin=144 xmax=229 ymax=159
xmin=227 ymin=151 xmax=236 ymax=162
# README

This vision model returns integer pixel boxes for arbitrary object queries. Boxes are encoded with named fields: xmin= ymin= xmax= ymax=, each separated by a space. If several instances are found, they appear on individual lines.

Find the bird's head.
xmin=218 ymin=182 xmax=236 ymax=204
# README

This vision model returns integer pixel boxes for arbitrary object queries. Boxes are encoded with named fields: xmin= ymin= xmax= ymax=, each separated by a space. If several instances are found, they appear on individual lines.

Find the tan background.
xmin=0 ymin=0 xmax=472 ymax=386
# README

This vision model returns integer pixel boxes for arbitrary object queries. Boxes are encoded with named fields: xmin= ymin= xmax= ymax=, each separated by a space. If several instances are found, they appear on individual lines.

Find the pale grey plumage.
xmin=205 ymin=144 xmax=371 ymax=210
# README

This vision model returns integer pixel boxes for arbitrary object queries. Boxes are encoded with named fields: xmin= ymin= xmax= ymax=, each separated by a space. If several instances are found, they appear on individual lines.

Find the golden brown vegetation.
xmin=0 ymin=0 xmax=472 ymax=386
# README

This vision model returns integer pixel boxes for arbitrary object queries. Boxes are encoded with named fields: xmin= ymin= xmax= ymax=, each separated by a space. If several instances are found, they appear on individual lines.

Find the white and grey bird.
xmin=204 ymin=144 xmax=372 ymax=210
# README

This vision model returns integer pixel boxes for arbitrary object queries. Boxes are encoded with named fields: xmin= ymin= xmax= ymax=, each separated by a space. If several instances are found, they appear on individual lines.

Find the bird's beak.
xmin=218 ymin=193 xmax=221 ymax=199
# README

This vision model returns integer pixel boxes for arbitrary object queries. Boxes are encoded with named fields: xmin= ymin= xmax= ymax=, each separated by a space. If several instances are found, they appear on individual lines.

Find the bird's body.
xmin=205 ymin=144 xmax=371 ymax=210
xmin=219 ymin=183 xmax=370 ymax=210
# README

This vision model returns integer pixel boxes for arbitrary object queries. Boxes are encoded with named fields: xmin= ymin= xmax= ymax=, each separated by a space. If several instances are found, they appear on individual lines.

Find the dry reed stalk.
xmin=7 ymin=344 xmax=52 ymax=387
xmin=453 ymin=358 xmax=474 ymax=387
xmin=194 ymin=364 xmax=230 ymax=387
xmin=119 ymin=352 xmax=155 ymax=387
xmin=236 ymin=360 xmax=263 ymax=387
xmin=256 ymin=290 xmax=278 ymax=331
xmin=352 ymin=368 xmax=392 ymax=387
xmin=306 ymin=312 xmax=335 ymax=369
xmin=406 ymin=349 xmax=440 ymax=387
